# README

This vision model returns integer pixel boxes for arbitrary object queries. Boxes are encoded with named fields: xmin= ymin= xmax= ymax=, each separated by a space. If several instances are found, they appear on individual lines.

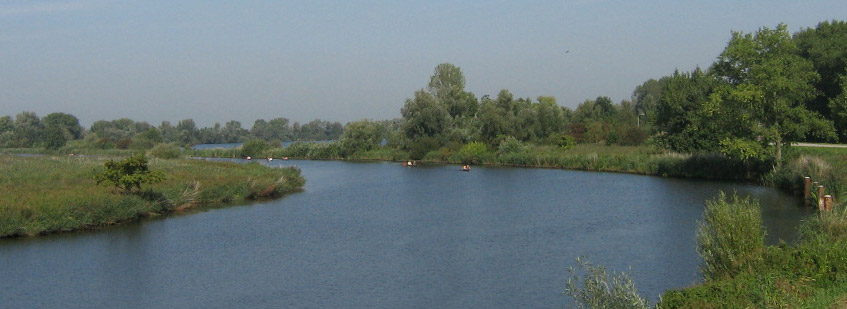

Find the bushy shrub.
xmin=616 ymin=126 xmax=649 ymax=146
xmin=240 ymin=139 xmax=270 ymax=158
xmin=281 ymin=142 xmax=311 ymax=158
xmin=305 ymin=142 xmax=342 ymax=159
xmin=115 ymin=138 xmax=132 ymax=149
xmin=95 ymin=153 xmax=165 ymax=193
xmin=565 ymin=257 xmax=648 ymax=309
xmin=148 ymin=143 xmax=182 ymax=159
xmin=407 ymin=136 xmax=441 ymax=160
xmin=423 ymin=148 xmax=452 ymax=162
xmin=559 ymin=134 xmax=577 ymax=150
xmin=497 ymin=136 xmax=525 ymax=156
xmin=453 ymin=142 xmax=490 ymax=164
xmin=697 ymin=192 xmax=765 ymax=281
xmin=655 ymin=153 xmax=767 ymax=180
xmin=339 ymin=119 xmax=383 ymax=156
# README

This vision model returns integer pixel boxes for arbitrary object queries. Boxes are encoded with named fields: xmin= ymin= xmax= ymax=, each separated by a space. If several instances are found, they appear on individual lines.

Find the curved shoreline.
xmin=0 ymin=155 xmax=305 ymax=239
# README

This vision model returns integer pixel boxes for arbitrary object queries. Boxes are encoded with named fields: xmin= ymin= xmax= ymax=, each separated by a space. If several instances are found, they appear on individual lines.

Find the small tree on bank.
xmin=95 ymin=154 xmax=164 ymax=194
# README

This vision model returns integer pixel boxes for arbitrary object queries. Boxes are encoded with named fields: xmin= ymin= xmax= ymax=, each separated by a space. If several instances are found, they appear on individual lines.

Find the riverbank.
xmin=241 ymin=142 xmax=847 ymax=307
xmin=655 ymin=145 xmax=847 ymax=308
xmin=0 ymin=155 xmax=304 ymax=238
xmin=6 ymin=144 xmax=847 ymax=306
xmin=190 ymin=143 xmax=763 ymax=182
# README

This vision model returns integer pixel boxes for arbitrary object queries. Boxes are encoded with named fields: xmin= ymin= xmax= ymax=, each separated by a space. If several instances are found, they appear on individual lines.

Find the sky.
xmin=2 ymin=1 xmax=846 ymax=128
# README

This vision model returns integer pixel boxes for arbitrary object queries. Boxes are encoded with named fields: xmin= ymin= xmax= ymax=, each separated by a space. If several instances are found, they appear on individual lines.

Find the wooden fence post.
xmin=818 ymin=185 xmax=826 ymax=211
xmin=824 ymin=195 xmax=833 ymax=211
xmin=804 ymin=176 xmax=811 ymax=207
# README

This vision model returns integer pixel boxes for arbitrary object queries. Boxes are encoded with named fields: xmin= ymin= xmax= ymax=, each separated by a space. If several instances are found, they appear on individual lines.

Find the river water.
xmin=0 ymin=160 xmax=810 ymax=308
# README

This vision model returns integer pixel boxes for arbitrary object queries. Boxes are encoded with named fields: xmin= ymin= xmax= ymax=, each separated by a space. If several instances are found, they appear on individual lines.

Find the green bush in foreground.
xmin=565 ymin=257 xmax=648 ymax=309
xmin=697 ymin=192 xmax=765 ymax=281
xmin=659 ymin=189 xmax=847 ymax=308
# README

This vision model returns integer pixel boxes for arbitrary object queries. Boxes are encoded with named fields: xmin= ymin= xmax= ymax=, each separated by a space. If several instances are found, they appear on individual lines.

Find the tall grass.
xmin=565 ymin=257 xmax=649 ymax=309
xmin=697 ymin=192 xmax=765 ymax=281
xmin=659 ymin=192 xmax=847 ymax=308
xmin=0 ymin=155 xmax=304 ymax=238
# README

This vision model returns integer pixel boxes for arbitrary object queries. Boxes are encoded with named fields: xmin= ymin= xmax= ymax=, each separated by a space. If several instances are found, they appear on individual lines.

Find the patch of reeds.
xmin=565 ymin=257 xmax=648 ymax=309
xmin=697 ymin=192 xmax=765 ymax=281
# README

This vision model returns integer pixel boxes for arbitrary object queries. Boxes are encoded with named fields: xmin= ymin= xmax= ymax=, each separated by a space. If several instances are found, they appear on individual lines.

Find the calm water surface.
xmin=0 ymin=160 xmax=810 ymax=308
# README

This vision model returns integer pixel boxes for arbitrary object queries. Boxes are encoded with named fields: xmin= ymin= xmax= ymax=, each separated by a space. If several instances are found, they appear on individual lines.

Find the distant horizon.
xmin=2 ymin=1 xmax=846 ymax=128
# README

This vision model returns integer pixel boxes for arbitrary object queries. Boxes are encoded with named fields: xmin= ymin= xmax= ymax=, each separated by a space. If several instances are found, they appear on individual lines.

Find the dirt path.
xmin=793 ymin=143 xmax=847 ymax=148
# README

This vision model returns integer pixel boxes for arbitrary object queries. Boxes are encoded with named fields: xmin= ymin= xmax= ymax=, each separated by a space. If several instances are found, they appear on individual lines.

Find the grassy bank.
xmin=192 ymin=142 xmax=764 ymax=181
xmin=656 ymin=202 xmax=847 ymax=308
xmin=652 ymin=146 xmax=847 ymax=308
xmin=0 ymin=155 xmax=304 ymax=238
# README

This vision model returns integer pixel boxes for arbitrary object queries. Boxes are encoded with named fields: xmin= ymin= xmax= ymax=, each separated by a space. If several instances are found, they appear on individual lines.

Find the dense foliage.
xmin=95 ymin=153 xmax=164 ymax=193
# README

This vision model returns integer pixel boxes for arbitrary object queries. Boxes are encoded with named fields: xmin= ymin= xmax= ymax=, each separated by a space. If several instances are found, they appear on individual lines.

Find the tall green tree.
xmin=476 ymin=91 xmax=516 ymax=143
xmin=711 ymin=23 xmax=834 ymax=161
xmin=401 ymin=90 xmax=450 ymax=139
xmin=655 ymin=69 xmax=724 ymax=153
xmin=42 ymin=112 xmax=82 ymax=149
xmin=176 ymin=119 xmax=199 ymax=145
xmin=632 ymin=77 xmax=670 ymax=127
xmin=0 ymin=116 xmax=15 ymax=147
xmin=829 ymin=74 xmax=847 ymax=139
xmin=427 ymin=63 xmax=478 ymax=119
xmin=533 ymin=96 xmax=567 ymax=138
xmin=795 ymin=20 xmax=847 ymax=141
xmin=159 ymin=121 xmax=179 ymax=143
xmin=340 ymin=119 xmax=384 ymax=155
xmin=12 ymin=112 xmax=43 ymax=148
xmin=267 ymin=118 xmax=292 ymax=141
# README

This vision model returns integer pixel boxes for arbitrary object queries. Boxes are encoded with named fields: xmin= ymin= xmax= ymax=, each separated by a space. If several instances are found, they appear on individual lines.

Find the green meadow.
xmin=0 ymin=155 xmax=304 ymax=238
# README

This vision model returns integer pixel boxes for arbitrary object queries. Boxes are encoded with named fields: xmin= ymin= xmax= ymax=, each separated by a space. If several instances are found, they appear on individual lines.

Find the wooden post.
xmin=818 ymin=185 xmax=826 ymax=211
xmin=804 ymin=177 xmax=811 ymax=207
xmin=824 ymin=195 xmax=833 ymax=211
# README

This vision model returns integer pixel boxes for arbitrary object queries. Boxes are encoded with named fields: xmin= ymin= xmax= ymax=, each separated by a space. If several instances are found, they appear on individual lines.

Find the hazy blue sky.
xmin=2 ymin=1 xmax=846 ymax=127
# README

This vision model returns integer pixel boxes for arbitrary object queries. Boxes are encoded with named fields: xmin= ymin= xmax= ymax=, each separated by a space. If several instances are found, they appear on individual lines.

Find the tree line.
xmin=345 ymin=20 xmax=846 ymax=162
xmin=3 ymin=20 xmax=845 ymax=165
xmin=0 ymin=113 xmax=343 ymax=150
xmin=640 ymin=21 xmax=847 ymax=163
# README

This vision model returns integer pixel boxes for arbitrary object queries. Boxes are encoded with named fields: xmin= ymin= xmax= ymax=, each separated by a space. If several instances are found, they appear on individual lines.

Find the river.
xmin=0 ymin=159 xmax=810 ymax=308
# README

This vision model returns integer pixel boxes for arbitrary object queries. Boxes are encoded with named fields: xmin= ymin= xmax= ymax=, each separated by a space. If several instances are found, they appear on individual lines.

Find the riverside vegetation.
xmin=2 ymin=20 xmax=847 ymax=306
xmin=0 ymin=154 xmax=304 ymax=238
